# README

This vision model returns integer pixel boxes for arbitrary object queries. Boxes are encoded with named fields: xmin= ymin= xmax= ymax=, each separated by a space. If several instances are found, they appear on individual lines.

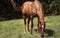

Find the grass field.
xmin=0 ymin=16 xmax=60 ymax=38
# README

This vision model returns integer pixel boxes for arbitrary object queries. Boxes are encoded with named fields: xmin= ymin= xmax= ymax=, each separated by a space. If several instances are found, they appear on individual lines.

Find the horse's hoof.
xmin=31 ymin=32 xmax=32 ymax=34
xmin=24 ymin=31 xmax=26 ymax=34
xmin=37 ymin=30 xmax=39 ymax=33
xmin=41 ymin=33 xmax=44 ymax=38
xmin=37 ymin=31 xmax=40 ymax=33
xmin=37 ymin=29 xmax=41 ymax=33
xmin=30 ymin=31 xmax=32 ymax=35
xmin=28 ymin=30 xmax=30 ymax=32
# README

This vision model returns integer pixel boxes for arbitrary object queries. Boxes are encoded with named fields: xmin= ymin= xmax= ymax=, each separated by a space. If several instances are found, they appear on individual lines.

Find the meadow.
xmin=0 ymin=16 xmax=60 ymax=38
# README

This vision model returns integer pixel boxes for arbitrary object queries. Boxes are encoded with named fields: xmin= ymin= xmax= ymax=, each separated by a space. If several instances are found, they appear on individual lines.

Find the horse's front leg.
xmin=39 ymin=19 xmax=45 ymax=38
xmin=38 ymin=14 xmax=45 ymax=38
xmin=41 ymin=22 xmax=45 ymax=38
xmin=23 ymin=14 xmax=26 ymax=33
xmin=37 ymin=17 xmax=41 ymax=33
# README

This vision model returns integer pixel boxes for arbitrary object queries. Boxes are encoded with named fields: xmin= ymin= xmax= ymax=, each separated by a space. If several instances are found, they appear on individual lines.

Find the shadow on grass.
xmin=45 ymin=29 xmax=55 ymax=37
xmin=34 ymin=29 xmax=55 ymax=37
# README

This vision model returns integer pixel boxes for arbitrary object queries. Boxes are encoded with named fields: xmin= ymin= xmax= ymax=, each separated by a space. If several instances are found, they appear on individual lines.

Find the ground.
xmin=0 ymin=16 xmax=60 ymax=38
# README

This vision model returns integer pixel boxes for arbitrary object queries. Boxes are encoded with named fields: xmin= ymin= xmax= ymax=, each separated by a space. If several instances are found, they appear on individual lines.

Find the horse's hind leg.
xmin=27 ymin=16 xmax=30 ymax=31
xmin=23 ymin=14 xmax=26 ymax=33
xmin=30 ymin=15 xmax=33 ymax=34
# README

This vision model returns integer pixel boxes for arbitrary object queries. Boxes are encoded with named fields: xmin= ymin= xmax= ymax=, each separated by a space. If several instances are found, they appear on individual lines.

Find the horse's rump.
xmin=22 ymin=1 xmax=34 ymax=15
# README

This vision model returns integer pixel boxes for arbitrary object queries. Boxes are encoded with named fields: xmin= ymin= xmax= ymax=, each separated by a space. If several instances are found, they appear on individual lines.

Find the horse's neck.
xmin=33 ymin=0 xmax=40 ymax=6
xmin=34 ymin=0 xmax=38 ymax=1
xmin=33 ymin=0 xmax=42 ymax=11
xmin=34 ymin=0 xmax=39 ymax=2
xmin=34 ymin=0 xmax=40 ymax=3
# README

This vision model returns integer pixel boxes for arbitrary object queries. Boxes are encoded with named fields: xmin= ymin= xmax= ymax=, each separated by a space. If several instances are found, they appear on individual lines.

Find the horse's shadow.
xmin=34 ymin=29 xmax=55 ymax=37
xmin=44 ymin=29 xmax=55 ymax=37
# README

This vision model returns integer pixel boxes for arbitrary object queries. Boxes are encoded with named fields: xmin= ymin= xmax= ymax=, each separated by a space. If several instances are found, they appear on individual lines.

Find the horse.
xmin=10 ymin=0 xmax=45 ymax=38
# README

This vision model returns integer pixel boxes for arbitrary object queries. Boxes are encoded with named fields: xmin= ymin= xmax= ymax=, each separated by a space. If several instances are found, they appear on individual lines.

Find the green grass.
xmin=0 ymin=16 xmax=60 ymax=38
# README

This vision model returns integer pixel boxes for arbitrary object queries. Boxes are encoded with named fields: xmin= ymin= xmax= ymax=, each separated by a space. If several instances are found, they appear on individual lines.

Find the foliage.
xmin=42 ymin=0 xmax=60 ymax=15
xmin=0 ymin=0 xmax=60 ymax=20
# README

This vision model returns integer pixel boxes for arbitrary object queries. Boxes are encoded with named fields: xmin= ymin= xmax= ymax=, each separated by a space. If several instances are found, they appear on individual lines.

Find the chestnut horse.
xmin=10 ymin=0 xmax=45 ymax=38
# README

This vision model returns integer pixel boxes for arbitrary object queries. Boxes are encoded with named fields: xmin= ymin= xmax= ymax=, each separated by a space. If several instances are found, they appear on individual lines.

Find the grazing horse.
xmin=10 ymin=0 xmax=45 ymax=38
xmin=33 ymin=0 xmax=45 ymax=37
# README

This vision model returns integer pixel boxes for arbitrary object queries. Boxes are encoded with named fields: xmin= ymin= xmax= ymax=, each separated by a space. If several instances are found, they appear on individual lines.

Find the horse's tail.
xmin=10 ymin=0 xmax=20 ymax=11
xmin=19 ymin=6 xmax=23 ymax=11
